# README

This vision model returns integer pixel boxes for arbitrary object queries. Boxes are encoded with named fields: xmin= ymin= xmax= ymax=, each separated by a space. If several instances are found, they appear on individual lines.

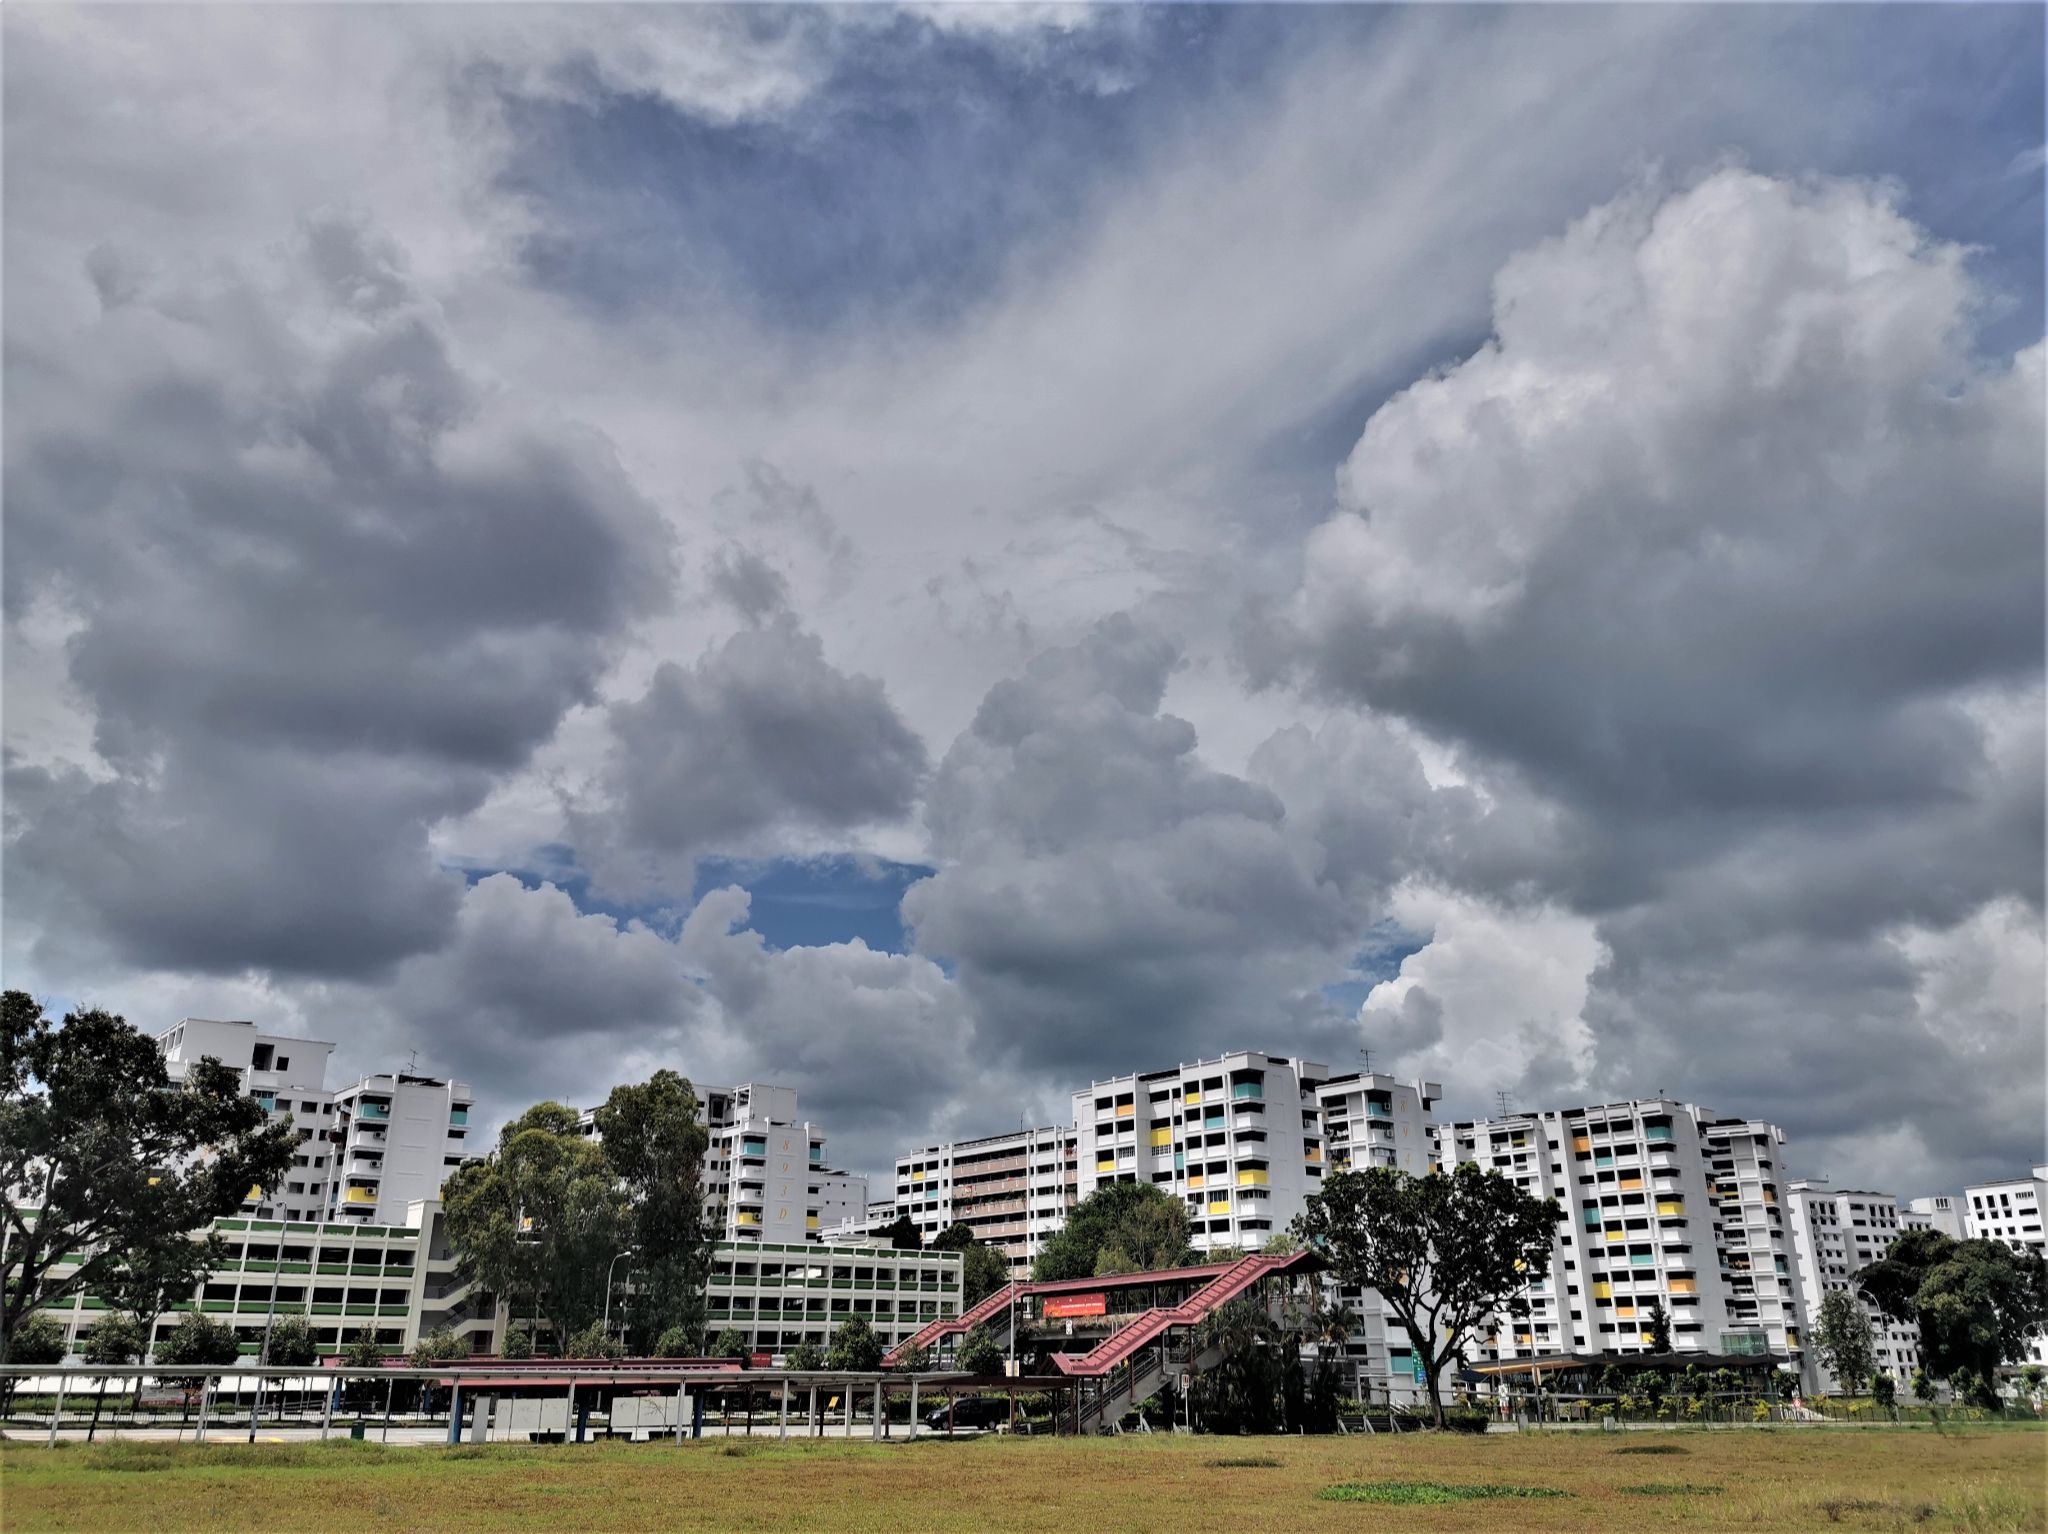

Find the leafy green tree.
xmin=6 ymin=1314 xmax=66 ymax=1365
xmin=0 ymin=993 xmax=296 ymax=1364
xmin=955 ymin=1324 xmax=1004 ymax=1376
xmin=1093 ymin=1244 xmax=1139 ymax=1277
xmin=563 ymin=1321 xmax=624 ymax=1360
xmin=1192 ymin=1299 xmax=1282 ymax=1433
xmin=785 ymin=1340 xmax=825 ymax=1370
xmin=893 ymin=1341 xmax=932 ymax=1371
xmin=1871 ymin=1373 xmax=1897 ymax=1414
xmin=1910 ymin=1367 xmax=1935 ymax=1405
xmin=931 ymin=1224 xmax=1010 ymax=1307
xmin=82 ymin=1314 xmax=145 ymax=1366
xmin=101 ymin=1243 xmax=218 ymax=1358
xmin=499 ymin=1324 xmax=535 ymax=1360
xmin=879 ymin=1214 xmax=923 ymax=1251
xmin=1645 ymin=1297 xmax=1673 ymax=1353
xmin=1293 ymin=1163 xmax=1560 ymax=1427
xmin=2021 ymin=1363 xmax=2044 ymax=1407
xmin=655 ymin=1324 xmax=694 ymax=1357
xmin=827 ymin=1315 xmax=883 ymax=1372
xmin=262 ymin=1316 xmax=319 ymax=1367
xmin=1814 ymin=1291 xmax=1877 ymax=1395
xmin=711 ymin=1327 xmax=749 ymax=1359
xmin=591 ymin=1071 xmax=710 ymax=1353
xmin=1857 ymin=1230 xmax=2048 ymax=1392
xmin=411 ymin=1327 xmax=467 ymax=1367
xmin=339 ymin=1330 xmax=387 ymax=1369
xmin=155 ymin=1311 xmax=240 ymax=1366
xmin=1033 ymin=1184 xmax=1193 ymax=1281
xmin=441 ymin=1101 xmax=629 ymax=1353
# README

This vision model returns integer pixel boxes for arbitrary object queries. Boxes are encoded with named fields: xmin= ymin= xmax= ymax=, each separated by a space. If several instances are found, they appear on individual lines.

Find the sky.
xmin=4 ymin=3 xmax=2043 ymax=1195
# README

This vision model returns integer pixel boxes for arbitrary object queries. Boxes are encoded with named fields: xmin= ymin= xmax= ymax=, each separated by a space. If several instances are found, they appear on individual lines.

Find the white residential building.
xmin=581 ymin=1081 xmax=866 ymax=1246
xmin=1318 ymin=1072 xmax=1441 ymax=1177
xmin=1072 ymin=1051 xmax=1331 ymax=1254
xmin=1963 ymin=1167 xmax=2048 ymax=1257
xmin=160 ymin=1018 xmax=346 ymax=1225
xmin=1785 ymin=1180 xmax=1922 ymax=1391
xmin=330 ymin=1072 xmax=474 ymax=1226
xmin=1447 ymin=1100 xmax=1809 ymax=1373
xmin=893 ymin=1125 xmax=1078 ymax=1274
xmin=1902 ymin=1193 xmax=1967 ymax=1237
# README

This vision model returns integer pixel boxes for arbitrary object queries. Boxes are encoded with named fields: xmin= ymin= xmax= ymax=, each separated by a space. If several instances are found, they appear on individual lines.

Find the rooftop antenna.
xmin=405 ymin=1048 xmax=419 ymax=1074
xmin=1358 ymin=1047 xmax=1374 ymax=1075
xmin=1494 ymin=1089 xmax=1517 ymax=1120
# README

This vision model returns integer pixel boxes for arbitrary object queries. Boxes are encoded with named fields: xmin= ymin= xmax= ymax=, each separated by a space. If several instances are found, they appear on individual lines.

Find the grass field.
xmin=2 ymin=1427 xmax=2043 ymax=1533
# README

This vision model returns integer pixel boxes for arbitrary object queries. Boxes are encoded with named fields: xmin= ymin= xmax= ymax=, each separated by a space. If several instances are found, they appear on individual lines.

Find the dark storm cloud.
xmin=586 ymin=614 xmax=929 ymax=887
xmin=3 ymin=215 xmax=673 ymax=977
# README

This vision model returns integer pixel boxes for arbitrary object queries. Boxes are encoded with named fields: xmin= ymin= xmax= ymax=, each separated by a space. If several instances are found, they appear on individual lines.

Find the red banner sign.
xmin=1042 ymin=1293 xmax=1107 ymax=1319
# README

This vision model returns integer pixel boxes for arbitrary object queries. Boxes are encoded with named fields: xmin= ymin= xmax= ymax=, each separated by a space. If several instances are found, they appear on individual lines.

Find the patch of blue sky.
xmin=492 ymin=6 xmax=1318 ymax=331
xmin=461 ymin=850 xmax=931 ymax=952
xmin=1320 ymin=918 xmax=1430 ymax=1016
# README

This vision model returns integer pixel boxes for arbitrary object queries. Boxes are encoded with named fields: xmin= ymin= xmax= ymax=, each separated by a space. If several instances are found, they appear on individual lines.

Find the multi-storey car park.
xmin=1446 ymin=1100 xmax=1809 ymax=1377
xmin=703 ymin=1243 xmax=962 ymax=1358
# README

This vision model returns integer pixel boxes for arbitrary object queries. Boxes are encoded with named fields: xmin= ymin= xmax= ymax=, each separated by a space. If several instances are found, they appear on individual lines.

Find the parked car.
xmin=925 ymin=1395 xmax=1011 ymax=1430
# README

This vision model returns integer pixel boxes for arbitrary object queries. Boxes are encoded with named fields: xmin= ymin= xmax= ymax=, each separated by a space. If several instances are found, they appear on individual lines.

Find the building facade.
xmin=1447 ymin=1100 xmax=1809 ymax=1374
xmin=1071 ymin=1051 xmax=1332 ymax=1254
xmin=331 ymin=1073 xmax=475 ymax=1226
xmin=893 ymin=1125 xmax=1078 ymax=1274
xmin=1963 ymin=1167 xmax=2048 ymax=1257
xmin=1903 ymin=1193 xmax=1967 ymax=1237
xmin=703 ymin=1241 xmax=962 ymax=1359
xmin=1785 ymin=1180 xmax=1922 ymax=1391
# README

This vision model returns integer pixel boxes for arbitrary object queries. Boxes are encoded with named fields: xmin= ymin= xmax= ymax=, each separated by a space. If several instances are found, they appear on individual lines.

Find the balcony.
xmin=343 ymin=1188 xmax=377 ymax=1205
xmin=354 ymin=1103 xmax=390 ymax=1121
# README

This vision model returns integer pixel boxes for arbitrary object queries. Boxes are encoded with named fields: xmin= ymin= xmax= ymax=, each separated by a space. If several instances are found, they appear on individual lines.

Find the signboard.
xmin=750 ymin=1353 xmax=772 ymax=1368
xmin=1411 ymin=1354 xmax=1427 ymax=1385
xmin=1043 ymin=1293 xmax=1107 ymax=1319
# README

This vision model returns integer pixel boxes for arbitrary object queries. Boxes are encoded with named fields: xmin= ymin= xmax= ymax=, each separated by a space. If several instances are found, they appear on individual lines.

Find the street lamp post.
xmin=601 ymin=1251 xmax=635 ymax=1340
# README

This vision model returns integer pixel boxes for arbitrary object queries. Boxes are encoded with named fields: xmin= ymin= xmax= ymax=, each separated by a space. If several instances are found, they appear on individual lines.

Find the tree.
xmin=101 ymin=1241 xmax=221 ymax=1358
xmin=82 ymin=1314 xmax=145 ymax=1366
xmin=894 ymin=1340 xmax=933 ymax=1371
xmin=711 ymin=1327 xmax=750 ymax=1359
xmin=1293 ymin=1163 xmax=1560 ymax=1428
xmin=411 ymin=1327 xmax=467 ymax=1367
xmin=441 ymin=1102 xmax=629 ymax=1354
xmin=1192 ymin=1299 xmax=1282 ymax=1434
xmin=879 ymin=1214 xmax=924 ymax=1251
xmin=7 ymin=1314 xmax=66 ymax=1365
xmin=932 ymin=1224 xmax=1010 ymax=1308
xmin=1814 ymin=1291 xmax=1877 ymax=1395
xmin=263 ymin=1316 xmax=319 ymax=1368
xmin=655 ymin=1324 xmax=694 ymax=1357
xmin=1857 ymin=1230 xmax=2048 ymax=1392
xmin=591 ymin=1071 xmax=711 ymax=1354
xmin=1033 ymin=1184 xmax=1194 ymax=1280
xmin=499 ymin=1324 xmax=535 ymax=1360
xmin=956 ymin=1324 xmax=1004 ymax=1377
xmin=340 ymin=1330 xmax=387 ymax=1370
xmin=785 ymin=1340 xmax=825 ymax=1371
xmin=1645 ymin=1297 xmax=1673 ymax=1353
xmin=1872 ymin=1373 xmax=1897 ymax=1415
xmin=155 ymin=1311 xmax=240 ymax=1367
xmin=827 ymin=1315 xmax=883 ymax=1372
xmin=563 ymin=1321 xmax=624 ymax=1360
xmin=0 ymin=993 xmax=296 ymax=1364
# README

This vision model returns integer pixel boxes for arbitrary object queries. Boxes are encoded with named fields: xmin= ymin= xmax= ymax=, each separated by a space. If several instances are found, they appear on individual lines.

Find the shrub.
xmin=1436 ymin=1407 xmax=1492 ymax=1433
xmin=785 ymin=1340 xmax=825 ymax=1371
xmin=562 ymin=1322 xmax=624 ymax=1360
xmin=154 ymin=1311 xmax=239 ymax=1367
xmin=410 ymin=1327 xmax=466 ymax=1367
xmin=499 ymin=1325 xmax=534 ymax=1360
xmin=7 ymin=1314 xmax=68 ymax=1365
xmin=655 ymin=1325 xmax=694 ymax=1357
xmin=711 ymin=1327 xmax=750 ymax=1360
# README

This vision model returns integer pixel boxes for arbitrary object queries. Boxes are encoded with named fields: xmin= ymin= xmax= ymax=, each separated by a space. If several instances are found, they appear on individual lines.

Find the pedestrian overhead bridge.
xmin=884 ymin=1248 xmax=1329 ymax=1433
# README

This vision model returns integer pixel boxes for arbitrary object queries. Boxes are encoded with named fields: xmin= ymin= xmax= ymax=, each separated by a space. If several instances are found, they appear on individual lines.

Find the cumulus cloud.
xmin=583 ymin=615 xmax=928 ymax=891
xmin=1265 ymin=168 xmax=2044 ymax=1186
xmin=3 ymin=214 xmax=672 ymax=976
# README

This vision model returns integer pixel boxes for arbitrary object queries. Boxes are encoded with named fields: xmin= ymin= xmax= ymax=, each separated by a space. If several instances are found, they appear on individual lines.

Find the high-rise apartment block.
xmin=1072 ymin=1052 xmax=1332 ymax=1254
xmin=157 ymin=1019 xmax=470 ymax=1226
xmin=1963 ymin=1166 xmax=2047 ymax=1256
xmin=893 ymin=1125 xmax=1078 ymax=1273
xmin=581 ymin=1081 xmax=866 ymax=1246
xmin=1785 ymin=1180 xmax=1922 ymax=1390
xmin=1446 ymin=1100 xmax=1808 ymax=1372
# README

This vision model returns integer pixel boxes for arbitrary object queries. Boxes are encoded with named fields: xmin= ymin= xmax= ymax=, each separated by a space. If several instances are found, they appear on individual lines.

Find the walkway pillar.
xmin=778 ymin=1382 xmax=789 ymax=1440
xmin=908 ymin=1379 xmax=919 ymax=1441
xmin=871 ymin=1381 xmax=882 ymax=1442
xmin=45 ymin=1382 xmax=65 ymax=1447
xmin=445 ymin=1385 xmax=461 ymax=1445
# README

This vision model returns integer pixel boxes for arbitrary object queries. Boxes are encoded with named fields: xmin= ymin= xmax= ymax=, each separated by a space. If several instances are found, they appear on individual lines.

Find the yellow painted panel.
xmin=1236 ymin=1170 xmax=1269 ymax=1186
xmin=1591 ymin=1282 xmax=1612 ymax=1299
xmin=1150 ymin=1129 xmax=1172 ymax=1147
xmin=1207 ymin=1201 xmax=1229 ymax=1214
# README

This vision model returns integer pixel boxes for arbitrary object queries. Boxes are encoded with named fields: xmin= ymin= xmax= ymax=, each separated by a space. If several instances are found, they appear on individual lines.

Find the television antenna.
xmin=1494 ymin=1089 xmax=1517 ymax=1120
